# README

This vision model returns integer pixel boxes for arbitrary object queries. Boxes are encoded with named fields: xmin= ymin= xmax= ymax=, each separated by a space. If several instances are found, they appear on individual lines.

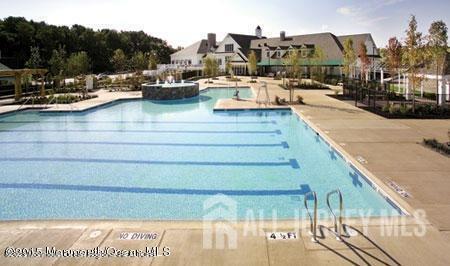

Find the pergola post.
xmin=14 ymin=73 xmax=22 ymax=101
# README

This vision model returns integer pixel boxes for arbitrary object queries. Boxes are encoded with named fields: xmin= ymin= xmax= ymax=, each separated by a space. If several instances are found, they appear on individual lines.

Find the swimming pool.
xmin=0 ymin=88 xmax=403 ymax=220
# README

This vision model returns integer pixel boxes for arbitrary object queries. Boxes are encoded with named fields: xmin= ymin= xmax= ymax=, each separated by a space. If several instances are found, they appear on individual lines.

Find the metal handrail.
xmin=326 ymin=189 xmax=344 ymax=241
xmin=15 ymin=97 xmax=31 ymax=112
xmin=304 ymin=191 xmax=318 ymax=242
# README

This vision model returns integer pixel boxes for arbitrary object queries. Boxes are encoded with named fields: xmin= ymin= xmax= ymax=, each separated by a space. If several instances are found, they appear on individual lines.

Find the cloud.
xmin=336 ymin=6 xmax=359 ymax=16
xmin=321 ymin=24 xmax=329 ymax=31
xmin=336 ymin=0 xmax=404 ymax=26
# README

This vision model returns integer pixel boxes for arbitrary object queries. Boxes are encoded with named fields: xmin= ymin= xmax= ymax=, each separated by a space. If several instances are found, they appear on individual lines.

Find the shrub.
xmin=389 ymin=104 xmax=399 ymax=115
xmin=275 ymin=96 xmax=287 ymax=105
xmin=278 ymin=84 xmax=288 ymax=90
xmin=301 ymin=82 xmax=329 ymax=90
xmin=423 ymin=138 xmax=450 ymax=155
xmin=399 ymin=104 xmax=410 ymax=115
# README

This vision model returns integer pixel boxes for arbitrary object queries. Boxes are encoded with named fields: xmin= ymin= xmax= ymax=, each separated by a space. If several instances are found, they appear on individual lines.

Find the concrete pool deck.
xmin=1 ymin=77 xmax=450 ymax=264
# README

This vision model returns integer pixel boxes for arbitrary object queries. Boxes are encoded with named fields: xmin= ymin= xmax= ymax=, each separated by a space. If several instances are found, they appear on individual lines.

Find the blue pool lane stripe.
xmin=0 ymin=183 xmax=311 ymax=196
xmin=0 ymin=157 xmax=300 ymax=169
xmin=0 ymin=129 xmax=282 ymax=134
xmin=0 ymin=140 xmax=290 ymax=148
xmin=0 ymin=120 xmax=278 ymax=125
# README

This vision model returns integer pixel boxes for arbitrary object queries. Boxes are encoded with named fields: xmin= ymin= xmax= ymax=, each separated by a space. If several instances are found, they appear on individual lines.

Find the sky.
xmin=0 ymin=0 xmax=449 ymax=48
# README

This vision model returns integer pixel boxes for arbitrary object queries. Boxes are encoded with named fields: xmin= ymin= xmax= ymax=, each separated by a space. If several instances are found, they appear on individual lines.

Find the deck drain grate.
xmin=388 ymin=181 xmax=411 ymax=198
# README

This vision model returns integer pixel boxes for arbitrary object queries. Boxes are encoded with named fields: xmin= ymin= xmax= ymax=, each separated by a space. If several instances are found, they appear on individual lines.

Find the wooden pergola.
xmin=0 ymin=68 xmax=48 ymax=101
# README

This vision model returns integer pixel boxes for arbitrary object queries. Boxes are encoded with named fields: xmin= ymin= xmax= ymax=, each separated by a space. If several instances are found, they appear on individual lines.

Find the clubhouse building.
xmin=170 ymin=26 xmax=381 ymax=78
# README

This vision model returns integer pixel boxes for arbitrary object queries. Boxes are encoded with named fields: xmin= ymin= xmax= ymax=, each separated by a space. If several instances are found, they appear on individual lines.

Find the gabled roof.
xmin=228 ymin=33 xmax=263 ymax=58
xmin=171 ymin=40 xmax=209 ymax=57
xmin=251 ymin=32 xmax=345 ymax=60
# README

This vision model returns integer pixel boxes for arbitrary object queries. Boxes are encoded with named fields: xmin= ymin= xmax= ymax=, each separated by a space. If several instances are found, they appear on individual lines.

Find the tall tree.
xmin=148 ymin=52 xmax=158 ymax=70
xmin=404 ymin=15 xmax=424 ymax=112
xmin=25 ymin=46 xmax=42 ymax=69
xmin=427 ymin=20 xmax=448 ymax=96
xmin=311 ymin=46 xmax=325 ymax=82
xmin=66 ymin=51 xmax=90 ymax=77
xmin=0 ymin=16 xmax=175 ymax=72
xmin=385 ymin=37 xmax=403 ymax=91
xmin=48 ymin=45 xmax=67 ymax=87
xmin=247 ymin=51 xmax=258 ymax=76
xmin=130 ymin=51 xmax=147 ymax=72
xmin=343 ymin=38 xmax=356 ymax=78
xmin=358 ymin=42 xmax=370 ymax=83
xmin=283 ymin=49 xmax=301 ymax=79
xmin=111 ymin=49 xmax=127 ymax=72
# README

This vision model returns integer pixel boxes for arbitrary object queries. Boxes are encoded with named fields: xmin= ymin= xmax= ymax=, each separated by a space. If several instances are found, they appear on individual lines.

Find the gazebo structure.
xmin=0 ymin=68 xmax=48 ymax=101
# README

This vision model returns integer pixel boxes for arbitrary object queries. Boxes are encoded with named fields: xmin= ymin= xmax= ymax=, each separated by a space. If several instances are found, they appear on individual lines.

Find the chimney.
xmin=207 ymin=33 xmax=216 ymax=51
xmin=255 ymin=25 xmax=262 ymax=38
xmin=280 ymin=31 xmax=286 ymax=41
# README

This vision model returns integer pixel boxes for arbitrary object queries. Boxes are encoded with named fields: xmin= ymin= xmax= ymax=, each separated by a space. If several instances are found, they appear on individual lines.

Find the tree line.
xmin=0 ymin=16 xmax=175 ymax=74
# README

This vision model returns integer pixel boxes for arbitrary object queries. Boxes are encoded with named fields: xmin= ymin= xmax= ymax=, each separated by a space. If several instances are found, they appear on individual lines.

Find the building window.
xmin=276 ymin=51 xmax=281 ymax=58
xmin=199 ymin=60 xmax=202 ymax=64
xmin=225 ymin=44 xmax=234 ymax=52
xmin=218 ymin=59 xmax=222 ymax=65
xmin=266 ymin=51 xmax=270 ymax=57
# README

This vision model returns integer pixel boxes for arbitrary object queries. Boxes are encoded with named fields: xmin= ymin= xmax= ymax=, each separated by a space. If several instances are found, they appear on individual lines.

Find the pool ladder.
xmin=304 ymin=189 xmax=344 ymax=242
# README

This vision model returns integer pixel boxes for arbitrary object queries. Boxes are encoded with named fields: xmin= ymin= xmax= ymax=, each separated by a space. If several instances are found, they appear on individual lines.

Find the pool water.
xmin=0 ymin=88 xmax=402 ymax=220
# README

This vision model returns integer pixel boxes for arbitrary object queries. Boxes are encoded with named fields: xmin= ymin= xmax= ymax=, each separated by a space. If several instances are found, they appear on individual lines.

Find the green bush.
xmin=298 ymin=82 xmax=329 ymax=90
xmin=423 ymin=138 xmax=450 ymax=155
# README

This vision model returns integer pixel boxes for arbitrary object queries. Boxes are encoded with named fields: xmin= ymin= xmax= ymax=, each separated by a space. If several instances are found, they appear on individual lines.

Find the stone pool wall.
xmin=142 ymin=83 xmax=199 ymax=100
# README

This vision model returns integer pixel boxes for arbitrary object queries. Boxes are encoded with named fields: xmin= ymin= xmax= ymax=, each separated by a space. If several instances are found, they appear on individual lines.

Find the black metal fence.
xmin=343 ymin=79 xmax=450 ymax=118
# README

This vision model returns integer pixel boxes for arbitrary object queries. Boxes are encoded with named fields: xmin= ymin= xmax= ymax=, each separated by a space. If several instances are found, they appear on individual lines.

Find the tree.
xmin=225 ymin=57 xmax=233 ymax=77
xmin=283 ymin=49 xmax=301 ymax=79
xmin=130 ymin=51 xmax=147 ymax=72
xmin=48 ymin=45 xmax=67 ymax=87
xmin=111 ymin=49 xmax=127 ymax=72
xmin=283 ymin=49 xmax=301 ymax=102
xmin=385 ymin=37 xmax=403 ymax=91
xmin=25 ymin=46 xmax=42 ymax=69
xmin=148 ymin=52 xmax=158 ymax=70
xmin=358 ymin=42 xmax=370 ymax=83
xmin=203 ymin=55 xmax=219 ymax=82
xmin=211 ymin=57 xmax=220 ymax=77
xmin=404 ymin=15 xmax=424 ymax=112
xmin=427 ymin=20 xmax=448 ymax=97
xmin=311 ymin=46 xmax=325 ymax=82
xmin=67 ymin=51 xmax=90 ymax=77
xmin=343 ymin=38 xmax=356 ymax=78
xmin=0 ymin=16 xmax=175 ymax=72
xmin=247 ymin=51 xmax=258 ymax=76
